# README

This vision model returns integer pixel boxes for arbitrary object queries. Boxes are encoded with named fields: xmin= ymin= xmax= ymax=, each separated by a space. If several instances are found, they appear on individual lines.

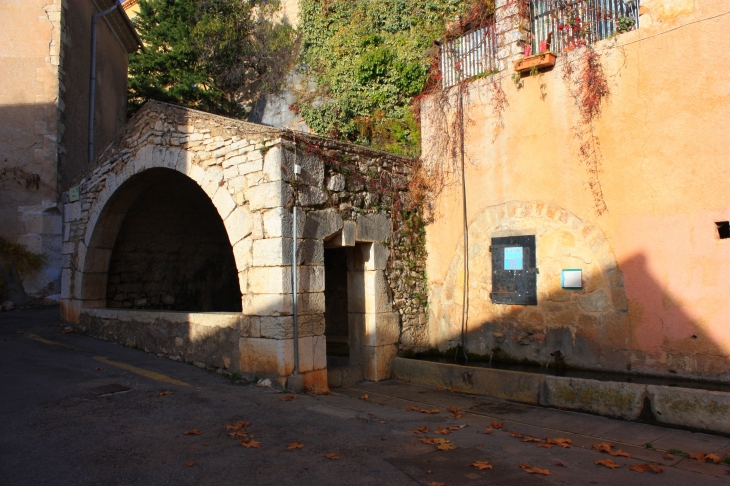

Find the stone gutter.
xmin=393 ymin=357 xmax=730 ymax=435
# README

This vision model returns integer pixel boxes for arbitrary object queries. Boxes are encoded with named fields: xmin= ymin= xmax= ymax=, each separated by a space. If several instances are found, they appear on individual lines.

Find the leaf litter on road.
xmin=470 ymin=460 xmax=493 ymax=470
xmin=448 ymin=406 xmax=463 ymax=418
xmin=287 ymin=441 xmax=304 ymax=450
xmin=159 ymin=391 xmax=172 ymax=396
xmin=630 ymin=464 xmax=663 ymax=473
xmin=184 ymin=429 xmax=203 ymax=435
xmin=325 ymin=453 xmax=340 ymax=460
xmin=491 ymin=421 xmax=504 ymax=429
xmin=405 ymin=405 xmax=440 ymax=414
xmin=184 ymin=461 xmax=195 ymax=467
xmin=240 ymin=438 xmax=260 ymax=448
xmin=525 ymin=467 xmax=551 ymax=475
xmin=279 ymin=394 xmax=298 ymax=401
xmin=595 ymin=459 xmax=621 ymax=469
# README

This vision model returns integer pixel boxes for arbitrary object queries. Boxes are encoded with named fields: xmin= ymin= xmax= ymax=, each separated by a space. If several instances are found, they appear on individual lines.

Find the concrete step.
xmin=393 ymin=357 xmax=730 ymax=436
xmin=327 ymin=365 xmax=363 ymax=388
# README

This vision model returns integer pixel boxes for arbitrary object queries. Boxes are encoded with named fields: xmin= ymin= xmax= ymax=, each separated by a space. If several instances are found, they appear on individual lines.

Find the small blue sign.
xmin=504 ymin=247 xmax=523 ymax=270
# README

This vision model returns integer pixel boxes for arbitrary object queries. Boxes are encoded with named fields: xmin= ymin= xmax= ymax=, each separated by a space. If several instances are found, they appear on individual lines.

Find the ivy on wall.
xmin=297 ymin=0 xmax=467 ymax=156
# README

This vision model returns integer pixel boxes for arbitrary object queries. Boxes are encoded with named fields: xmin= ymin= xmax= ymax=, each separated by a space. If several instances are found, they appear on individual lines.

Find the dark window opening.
xmin=716 ymin=221 xmax=730 ymax=239
xmin=106 ymin=170 xmax=241 ymax=312
xmin=490 ymin=235 xmax=538 ymax=305
xmin=324 ymin=247 xmax=349 ymax=360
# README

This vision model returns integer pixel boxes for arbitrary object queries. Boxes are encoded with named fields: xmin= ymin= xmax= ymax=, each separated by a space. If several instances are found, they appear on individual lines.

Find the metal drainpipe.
xmin=88 ymin=3 xmax=118 ymax=164
xmin=292 ymin=147 xmax=301 ymax=375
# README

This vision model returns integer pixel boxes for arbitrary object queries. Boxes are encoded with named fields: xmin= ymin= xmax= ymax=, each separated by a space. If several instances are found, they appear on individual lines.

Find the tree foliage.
xmin=297 ymin=0 xmax=465 ymax=156
xmin=128 ymin=0 xmax=298 ymax=118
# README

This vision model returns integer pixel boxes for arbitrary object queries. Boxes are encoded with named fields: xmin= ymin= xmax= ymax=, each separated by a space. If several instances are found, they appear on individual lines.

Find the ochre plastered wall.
xmin=422 ymin=0 xmax=730 ymax=381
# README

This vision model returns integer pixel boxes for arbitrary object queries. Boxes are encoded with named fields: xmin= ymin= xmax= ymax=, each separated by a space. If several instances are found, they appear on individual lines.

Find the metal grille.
xmin=440 ymin=24 xmax=498 ymax=89
xmin=530 ymin=0 xmax=640 ymax=54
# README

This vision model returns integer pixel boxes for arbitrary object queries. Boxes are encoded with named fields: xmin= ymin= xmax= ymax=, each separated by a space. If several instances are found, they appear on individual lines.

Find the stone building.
xmin=422 ymin=0 xmax=730 ymax=382
xmin=61 ymin=102 xmax=426 ymax=389
xmin=0 ymin=0 xmax=140 ymax=304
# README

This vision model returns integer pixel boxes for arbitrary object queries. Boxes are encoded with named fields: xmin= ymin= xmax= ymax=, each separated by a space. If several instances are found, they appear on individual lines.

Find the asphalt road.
xmin=1 ymin=307 xmax=728 ymax=485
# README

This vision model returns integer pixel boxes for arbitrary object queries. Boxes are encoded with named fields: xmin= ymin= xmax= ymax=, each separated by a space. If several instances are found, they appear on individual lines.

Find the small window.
xmin=490 ymin=235 xmax=538 ymax=305
xmin=717 ymin=222 xmax=730 ymax=239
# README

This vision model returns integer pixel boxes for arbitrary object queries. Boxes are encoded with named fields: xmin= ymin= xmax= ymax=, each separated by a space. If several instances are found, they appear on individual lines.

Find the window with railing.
xmin=530 ymin=0 xmax=640 ymax=54
xmin=440 ymin=23 xmax=498 ymax=89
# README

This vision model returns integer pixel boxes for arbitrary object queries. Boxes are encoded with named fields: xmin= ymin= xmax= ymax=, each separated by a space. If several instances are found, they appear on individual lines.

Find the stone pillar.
xmin=494 ymin=0 xmax=531 ymax=72
xmin=347 ymin=241 xmax=399 ymax=381
xmin=238 ymin=147 xmax=328 ymax=389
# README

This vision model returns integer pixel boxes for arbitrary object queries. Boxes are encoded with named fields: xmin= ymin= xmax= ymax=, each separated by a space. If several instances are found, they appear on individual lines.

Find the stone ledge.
xmin=393 ymin=358 xmax=730 ymax=433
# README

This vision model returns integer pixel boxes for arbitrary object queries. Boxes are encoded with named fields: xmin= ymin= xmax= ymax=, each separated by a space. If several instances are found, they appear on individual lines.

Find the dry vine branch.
xmin=562 ymin=45 xmax=610 ymax=215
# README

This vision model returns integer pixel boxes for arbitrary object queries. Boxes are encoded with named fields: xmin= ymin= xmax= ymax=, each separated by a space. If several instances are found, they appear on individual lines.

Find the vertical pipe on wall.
xmin=89 ymin=3 xmax=119 ymax=165
xmin=292 ymin=138 xmax=300 ymax=375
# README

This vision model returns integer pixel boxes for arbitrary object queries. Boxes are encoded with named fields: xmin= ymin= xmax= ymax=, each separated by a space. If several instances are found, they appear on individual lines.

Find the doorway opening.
xmin=324 ymin=247 xmax=349 ymax=366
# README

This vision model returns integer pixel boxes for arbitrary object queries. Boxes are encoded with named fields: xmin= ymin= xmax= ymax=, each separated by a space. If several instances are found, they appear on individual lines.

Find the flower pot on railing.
xmin=513 ymin=52 xmax=557 ymax=74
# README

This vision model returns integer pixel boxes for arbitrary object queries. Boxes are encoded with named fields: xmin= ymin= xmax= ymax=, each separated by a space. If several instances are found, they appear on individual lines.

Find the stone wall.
xmin=431 ymin=201 xmax=630 ymax=373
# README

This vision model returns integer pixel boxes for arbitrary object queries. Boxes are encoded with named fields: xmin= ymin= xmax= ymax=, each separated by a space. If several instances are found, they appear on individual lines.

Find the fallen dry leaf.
xmin=184 ymin=429 xmax=203 ymax=435
xmin=593 ymin=443 xmax=613 ymax=453
xmin=159 ymin=391 xmax=172 ymax=396
xmin=434 ymin=426 xmax=451 ymax=435
xmin=287 ymin=441 xmax=304 ymax=450
xmin=595 ymin=459 xmax=621 ymax=469
xmin=482 ymin=426 xmax=493 ymax=434
xmin=509 ymin=432 xmax=524 ymax=438
xmin=630 ymin=464 xmax=663 ymax=473
xmin=240 ymin=439 xmax=260 ymax=448
xmin=522 ymin=436 xmax=542 ymax=443
xmin=519 ymin=462 xmax=531 ymax=469
xmin=609 ymin=449 xmax=631 ymax=458
xmin=379 ymin=421 xmax=387 ymax=424
xmin=555 ymin=461 xmax=567 ymax=467
xmin=525 ymin=467 xmax=551 ymax=475
xmin=536 ymin=443 xmax=553 ymax=449
xmin=279 ymin=394 xmax=298 ymax=401
xmin=470 ymin=460 xmax=493 ymax=470
xmin=436 ymin=442 xmax=457 ymax=451
xmin=405 ymin=406 xmax=440 ymax=414
xmin=408 ymin=426 xmax=430 ymax=434
xmin=184 ymin=461 xmax=195 ymax=467
xmin=491 ymin=421 xmax=504 ymax=429
xmin=326 ymin=453 xmax=340 ymax=460
xmin=96 ymin=367 xmax=104 ymax=371
xmin=418 ymin=437 xmax=435 ymax=445
xmin=426 ymin=483 xmax=443 ymax=486
xmin=226 ymin=421 xmax=251 ymax=431
xmin=359 ymin=394 xmax=369 ymax=400
xmin=663 ymin=453 xmax=674 ymax=460
xmin=228 ymin=430 xmax=247 ymax=438
xmin=549 ymin=438 xmax=572 ymax=448
xmin=448 ymin=406 xmax=463 ymax=419
xmin=706 ymin=454 xmax=722 ymax=464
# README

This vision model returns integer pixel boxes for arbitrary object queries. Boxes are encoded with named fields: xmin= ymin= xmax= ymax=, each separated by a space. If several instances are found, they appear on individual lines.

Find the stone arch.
xmin=76 ymin=145 xmax=247 ymax=312
xmin=433 ymin=200 xmax=630 ymax=373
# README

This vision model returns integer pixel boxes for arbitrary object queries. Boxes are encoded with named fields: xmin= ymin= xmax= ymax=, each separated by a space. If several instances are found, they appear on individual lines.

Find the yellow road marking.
xmin=25 ymin=333 xmax=76 ymax=349
xmin=94 ymin=356 xmax=189 ymax=387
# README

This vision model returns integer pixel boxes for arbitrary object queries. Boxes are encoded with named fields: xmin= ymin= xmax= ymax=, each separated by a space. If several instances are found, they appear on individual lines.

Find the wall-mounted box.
xmin=561 ymin=269 xmax=582 ymax=289
xmin=490 ymin=235 xmax=538 ymax=305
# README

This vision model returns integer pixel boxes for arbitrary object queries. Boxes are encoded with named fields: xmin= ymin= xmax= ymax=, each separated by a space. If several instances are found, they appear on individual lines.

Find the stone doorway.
xmin=324 ymin=247 xmax=349 ymax=363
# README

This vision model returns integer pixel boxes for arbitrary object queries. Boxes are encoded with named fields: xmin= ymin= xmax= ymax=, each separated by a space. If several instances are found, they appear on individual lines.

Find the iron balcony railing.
xmin=530 ymin=0 xmax=640 ymax=54
xmin=440 ymin=24 xmax=498 ymax=89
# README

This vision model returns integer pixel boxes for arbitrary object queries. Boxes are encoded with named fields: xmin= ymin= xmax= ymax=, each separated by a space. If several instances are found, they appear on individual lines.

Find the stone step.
xmin=327 ymin=365 xmax=363 ymax=388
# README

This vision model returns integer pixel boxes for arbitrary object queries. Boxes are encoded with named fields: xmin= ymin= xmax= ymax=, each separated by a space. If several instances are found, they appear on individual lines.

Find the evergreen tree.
xmin=128 ymin=0 xmax=297 ymax=119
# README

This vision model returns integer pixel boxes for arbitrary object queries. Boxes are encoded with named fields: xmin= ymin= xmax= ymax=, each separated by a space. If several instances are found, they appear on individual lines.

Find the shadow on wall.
xmin=82 ymin=168 xmax=241 ymax=312
xmin=448 ymin=252 xmax=728 ymax=382
xmin=433 ymin=201 xmax=729 ymax=382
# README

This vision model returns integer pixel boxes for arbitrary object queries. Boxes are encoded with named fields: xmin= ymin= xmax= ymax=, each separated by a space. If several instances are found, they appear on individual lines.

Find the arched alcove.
xmin=82 ymin=168 xmax=241 ymax=312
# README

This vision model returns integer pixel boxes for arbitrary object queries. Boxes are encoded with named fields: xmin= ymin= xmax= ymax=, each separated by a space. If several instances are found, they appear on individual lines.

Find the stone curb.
xmin=393 ymin=357 xmax=730 ymax=434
